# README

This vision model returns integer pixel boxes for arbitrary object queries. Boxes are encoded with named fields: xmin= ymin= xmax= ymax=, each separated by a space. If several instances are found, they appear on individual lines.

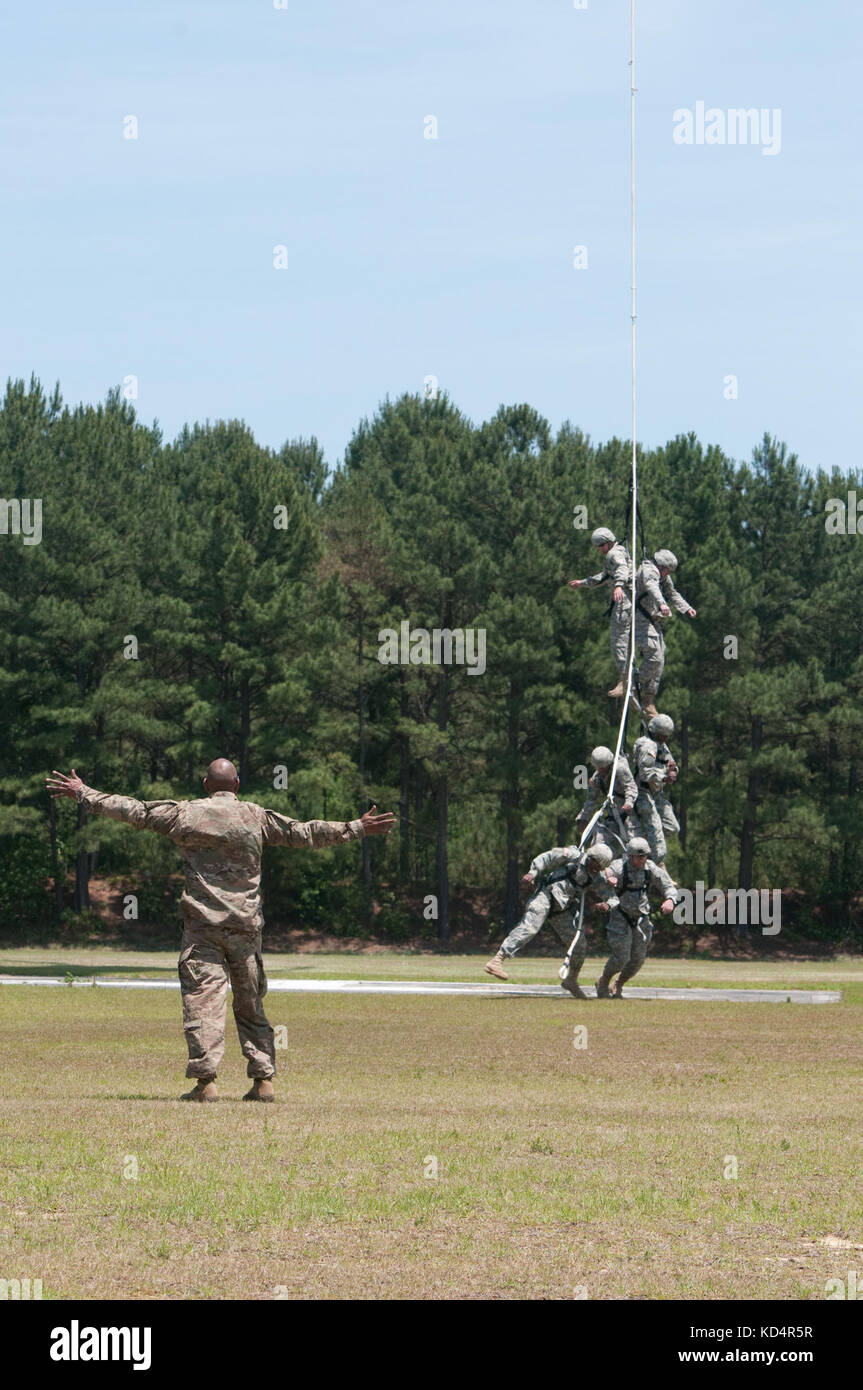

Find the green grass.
xmin=2 ymin=944 xmax=862 ymax=996
xmin=1 ymin=952 xmax=862 ymax=1299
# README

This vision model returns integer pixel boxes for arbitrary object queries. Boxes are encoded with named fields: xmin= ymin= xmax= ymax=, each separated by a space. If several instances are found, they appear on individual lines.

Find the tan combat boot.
xmin=560 ymin=973 xmax=588 ymax=1000
xmin=180 ymin=1077 xmax=218 ymax=1102
xmin=607 ymin=680 xmax=625 ymax=698
xmin=243 ymin=1078 xmax=275 ymax=1102
xmin=642 ymin=702 xmax=658 ymax=719
xmin=484 ymin=950 xmax=509 ymax=981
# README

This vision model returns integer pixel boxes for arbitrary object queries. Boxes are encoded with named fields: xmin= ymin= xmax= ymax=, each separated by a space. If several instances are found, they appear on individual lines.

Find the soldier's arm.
xmin=577 ymin=778 xmax=600 ymax=824
xmin=649 ymin=861 xmax=680 ymax=909
xmin=602 ymin=862 xmax=623 ymax=911
xmin=661 ymin=575 xmax=693 ymax=615
xmin=617 ymin=757 xmax=638 ymax=805
xmin=76 ymin=787 xmax=184 ymax=837
xmin=530 ymin=845 xmax=578 ymax=878
xmin=579 ymin=568 xmax=609 ymax=589
xmin=606 ymin=546 xmax=631 ymax=588
xmin=261 ymin=810 xmax=365 ymax=849
xmin=637 ymin=741 xmax=666 ymax=792
xmin=641 ymin=565 xmax=666 ymax=613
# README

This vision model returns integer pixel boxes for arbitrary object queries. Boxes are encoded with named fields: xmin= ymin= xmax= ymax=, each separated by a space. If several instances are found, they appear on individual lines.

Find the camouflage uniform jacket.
xmin=76 ymin=786 xmax=364 ymax=933
xmin=578 ymin=757 xmax=638 ymax=822
xmin=632 ymin=736 xmax=677 ymax=792
xmin=605 ymin=856 xmax=678 ymax=921
xmin=636 ymin=559 xmax=691 ymax=617
xmin=579 ymin=542 xmax=633 ymax=591
xmin=528 ymin=845 xmax=618 ymax=912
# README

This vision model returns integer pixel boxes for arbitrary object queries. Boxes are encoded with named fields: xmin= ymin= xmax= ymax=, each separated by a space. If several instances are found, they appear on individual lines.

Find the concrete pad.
xmin=0 ymin=976 xmax=841 ymax=1003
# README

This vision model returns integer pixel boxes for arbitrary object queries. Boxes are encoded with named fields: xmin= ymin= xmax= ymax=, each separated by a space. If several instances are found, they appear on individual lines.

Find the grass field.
xmin=1 ymin=947 xmax=862 ymax=1300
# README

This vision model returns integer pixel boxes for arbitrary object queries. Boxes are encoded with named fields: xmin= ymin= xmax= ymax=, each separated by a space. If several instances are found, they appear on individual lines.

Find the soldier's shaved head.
xmin=204 ymin=758 xmax=239 ymax=792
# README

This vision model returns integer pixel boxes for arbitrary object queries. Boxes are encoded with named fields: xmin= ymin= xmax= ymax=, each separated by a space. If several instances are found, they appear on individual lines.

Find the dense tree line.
xmin=1 ymin=376 xmax=861 ymax=946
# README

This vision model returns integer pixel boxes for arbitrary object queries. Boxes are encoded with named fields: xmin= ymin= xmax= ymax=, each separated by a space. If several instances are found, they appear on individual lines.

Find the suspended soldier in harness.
xmin=630 ymin=712 xmax=680 ymax=870
xmin=568 ymin=527 xmax=635 ymax=699
xmin=575 ymin=745 xmax=637 ymax=851
xmin=632 ymin=549 xmax=697 ymax=718
xmin=485 ymin=842 xmax=616 ymax=994
xmin=595 ymin=837 xmax=680 ymax=999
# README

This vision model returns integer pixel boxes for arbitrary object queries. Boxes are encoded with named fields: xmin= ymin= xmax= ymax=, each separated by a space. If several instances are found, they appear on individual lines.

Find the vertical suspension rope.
xmin=573 ymin=1 xmax=640 ymax=864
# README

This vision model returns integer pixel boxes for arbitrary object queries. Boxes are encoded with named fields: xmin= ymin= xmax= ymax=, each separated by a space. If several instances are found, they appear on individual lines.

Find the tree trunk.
xmin=678 ymin=716 xmax=688 ymax=851
xmin=737 ymin=715 xmax=763 ymax=890
xmin=49 ymin=799 xmax=64 ymax=919
xmin=398 ymin=672 xmax=411 ymax=884
xmin=357 ymin=613 xmax=371 ymax=889
xmin=74 ymin=801 xmax=90 ymax=912
xmin=503 ymin=680 xmax=521 ymax=931
xmin=436 ymin=668 xmax=450 ymax=941
xmin=239 ymin=676 xmax=251 ymax=787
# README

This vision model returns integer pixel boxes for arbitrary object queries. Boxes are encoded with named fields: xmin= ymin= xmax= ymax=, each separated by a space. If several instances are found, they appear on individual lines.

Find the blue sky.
xmin=1 ymin=0 xmax=860 ymax=474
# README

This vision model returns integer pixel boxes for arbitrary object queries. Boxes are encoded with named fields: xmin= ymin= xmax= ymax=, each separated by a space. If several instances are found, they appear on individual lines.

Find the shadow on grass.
xmin=93 ymin=1094 xmax=269 ymax=1104
xmin=0 ymin=963 xmax=174 ymax=978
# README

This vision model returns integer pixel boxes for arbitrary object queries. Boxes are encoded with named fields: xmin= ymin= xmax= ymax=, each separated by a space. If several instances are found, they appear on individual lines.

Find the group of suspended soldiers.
xmin=484 ymin=525 xmax=697 ymax=1000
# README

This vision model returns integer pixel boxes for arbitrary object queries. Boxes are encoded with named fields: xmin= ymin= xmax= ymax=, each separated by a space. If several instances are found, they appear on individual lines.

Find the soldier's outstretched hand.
xmin=360 ymin=805 xmax=397 ymax=837
xmin=687 ymin=607 xmax=697 ymax=618
xmin=522 ymin=871 xmax=536 ymax=884
xmin=660 ymin=898 xmax=675 ymax=915
xmin=46 ymin=769 xmax=84 ymax=800
xmin=568 ymin=579 xmax=584 ymax=589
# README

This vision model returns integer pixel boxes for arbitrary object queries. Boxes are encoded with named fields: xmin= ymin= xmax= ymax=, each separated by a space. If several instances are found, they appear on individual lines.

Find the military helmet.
xmin=590 ymin=527 xmax=616 ymax=547
xmin=585 ymin=843 xmax=613 ymax=867
xmin=648 ymin=713 xmax=675 ymax=738
xmin=627 ymin=837 xmax=650 ymax=857
xmin=590 ymin=745 xmax=615 ymax=768
xmin=653 ymin=548 xmax=678 ymax=571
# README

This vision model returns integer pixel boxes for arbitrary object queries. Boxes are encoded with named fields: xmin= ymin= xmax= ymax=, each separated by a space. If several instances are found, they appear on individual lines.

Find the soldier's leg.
xmin=178 ymin=932 xmax=229 ymax=1080
xmin=638 ymin=624 xmax=665 ymax=711
xmin=499 ymin=890 xmax=553 ymax=959
xmin=608 ymin=600 xmax=633 ymax=692
xmin=225 ymin=932 xmax=276 ymax=1079
xmin=596 ymin=912 xmax=632 ymax=996
xmin=656 ymin=791 xmax=680 ymax=840
xmin=617 ymin=917 xmax=653 ymax=986
xmin=635 ymin=789 xmax=666 ymax=864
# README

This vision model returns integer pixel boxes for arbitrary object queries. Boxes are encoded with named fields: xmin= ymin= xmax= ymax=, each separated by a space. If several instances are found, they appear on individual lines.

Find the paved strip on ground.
xmin=0 ymin=976 xmax=841 ymax=1003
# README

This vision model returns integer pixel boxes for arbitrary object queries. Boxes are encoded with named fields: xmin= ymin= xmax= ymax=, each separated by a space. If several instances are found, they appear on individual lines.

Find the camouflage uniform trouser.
xmin=610 ymin=597 xmax=632 ymax=674
xmin=634 ymin=611 xmax=665 ymax=701
xmin=178 ymin=923 xmax=275 ymax=1080
xmin=500 ymin=889 xmax=581 ymax=964
xmin=632 ymin=789 xmax=680 ymax=863
xmin=603 ymin=909 xmax=653 ymax=983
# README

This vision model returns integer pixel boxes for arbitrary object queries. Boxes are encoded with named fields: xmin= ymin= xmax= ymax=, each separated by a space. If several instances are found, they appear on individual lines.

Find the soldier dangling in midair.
xmin=632 ymin=549 xmax=696 ymax=717
xmin=568 ymin=527 xmax=634 ymax=698
xmin=630 ymin=712 xmax=680 ymax=870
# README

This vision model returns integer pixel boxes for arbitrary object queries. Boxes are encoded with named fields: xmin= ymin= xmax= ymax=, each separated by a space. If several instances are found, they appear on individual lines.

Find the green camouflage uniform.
xmin=633 ymin=560 xmax=692 ymax=705
xmin=631 ymin=734 xmax=680 ymax=864
xmin=601 ymin=855 xmax=678 ymax=984
xmin=76 ymin=786 xmax=364 ymax=1079
xmin=576 ymin=757 xmax=638 ymax=851
xmin=578 ymin=542 xmax=634 ymax=674
xmin=499 ymin=846 xmax=616 ymax=964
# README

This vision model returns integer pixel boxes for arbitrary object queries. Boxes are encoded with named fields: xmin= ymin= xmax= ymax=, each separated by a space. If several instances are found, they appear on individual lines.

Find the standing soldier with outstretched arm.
xmin=46 ymin=761 xmax=396 ymax=1103
xmin=568 ymin=527 xmax=635 ymax=698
